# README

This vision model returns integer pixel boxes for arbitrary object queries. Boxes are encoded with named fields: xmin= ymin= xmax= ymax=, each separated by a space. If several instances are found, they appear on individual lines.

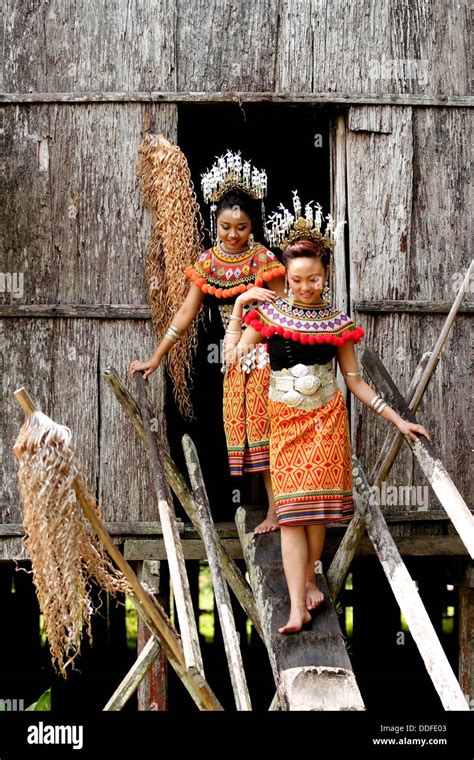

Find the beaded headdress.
xmin=201 ymin=150 xmax=267 ymax=243
xmin=265 ymin=190 xmax=345 ymax=251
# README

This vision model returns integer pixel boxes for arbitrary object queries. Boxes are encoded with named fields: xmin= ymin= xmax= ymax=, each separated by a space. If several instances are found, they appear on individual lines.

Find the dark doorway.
xmin=165 ymin=103 xmax=334 ymax=524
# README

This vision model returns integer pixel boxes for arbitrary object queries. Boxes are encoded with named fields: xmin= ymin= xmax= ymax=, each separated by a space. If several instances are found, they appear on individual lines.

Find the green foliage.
xmin=25 ymin=689 xmax=51 ymax=711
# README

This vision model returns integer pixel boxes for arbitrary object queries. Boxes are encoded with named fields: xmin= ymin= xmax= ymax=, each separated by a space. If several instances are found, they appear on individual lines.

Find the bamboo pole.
xmin=363 ymin=347 xmax=474 ymax=557
xmin=104 ymin=637 xmax=159 ymax=711
xmin=103 ymin=367 xmax=263 ymax=639
xmin=352 ymin=457 xmax=469 ymax=711
xmin=327 ymin=353 xmax=433 ymax=597
xmin=328 ymin=263 xmax=473 ymax=594
xmin=134 ymin=372 xmax=204 ymax=675
xmin=13 ymin=388 xmax=222 ymax=712
xmin=182 ymin=434 xmax=252 ymax=711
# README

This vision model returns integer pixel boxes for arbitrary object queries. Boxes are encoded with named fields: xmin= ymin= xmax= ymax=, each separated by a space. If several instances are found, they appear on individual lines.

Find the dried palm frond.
xmin=137 ymin=133 xmax=205 ymax=418
xmin=12 ymin=411 xmax=130 ymax=678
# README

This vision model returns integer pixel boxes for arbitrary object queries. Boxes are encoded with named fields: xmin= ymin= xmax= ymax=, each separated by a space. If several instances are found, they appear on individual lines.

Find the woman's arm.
xmin=223 ymin=292 xmax=267 ymax=368
xmin=336 ymin=340 xmax=431 ymax=443
xmin=130 ymin=283 xmax=205 ymax=378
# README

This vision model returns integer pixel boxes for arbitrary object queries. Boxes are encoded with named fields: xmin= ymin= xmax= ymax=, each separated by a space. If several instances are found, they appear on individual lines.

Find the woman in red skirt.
xmin=224 ymin=194 xmax=431 ymax=633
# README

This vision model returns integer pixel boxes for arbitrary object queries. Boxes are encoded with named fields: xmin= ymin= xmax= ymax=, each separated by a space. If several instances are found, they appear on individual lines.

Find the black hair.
xmin=215 ymin=190 xmax=265 ymax=242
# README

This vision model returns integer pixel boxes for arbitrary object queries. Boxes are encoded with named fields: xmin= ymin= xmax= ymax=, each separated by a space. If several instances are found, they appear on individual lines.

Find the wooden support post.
xmin=136 ymin=561 xmax=168 ymax=711
xmin=350 ymin=456 xmax=469 ymax=710
xmin=103 ymin=367 xmax=263 ymax=639
xmin=457 ymin=564 xmax=474 ymax=709
xmin=182 ymin=434 xmax=252 ymax=711
xmin=134 ymin=372 xmax=204 ymax=675
xmin=13 ymin=388 xmax=223 ymax=712
xmin=363 ymin=346 xmax=474 ymax=557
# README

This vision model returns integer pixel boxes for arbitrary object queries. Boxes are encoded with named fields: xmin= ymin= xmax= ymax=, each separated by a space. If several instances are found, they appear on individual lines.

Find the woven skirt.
xmin=268 ymin=389 xmax=354 ymax=526
xmin=223 ymin=362 xmax=271 ymax=476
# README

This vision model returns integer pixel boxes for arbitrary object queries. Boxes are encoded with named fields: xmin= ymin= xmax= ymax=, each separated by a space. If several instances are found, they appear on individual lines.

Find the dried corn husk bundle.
xmin=137 ymin=133 xmax=205 ymax=418
xmin=12 ymin=411 xmax=130 ymax=677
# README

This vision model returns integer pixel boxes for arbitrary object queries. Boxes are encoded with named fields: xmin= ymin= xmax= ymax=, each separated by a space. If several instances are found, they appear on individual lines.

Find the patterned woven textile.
xmin=223 ymin=361 xmax=271 ymax=476
xmin=268 ymin=389 xmax=354 ymax=526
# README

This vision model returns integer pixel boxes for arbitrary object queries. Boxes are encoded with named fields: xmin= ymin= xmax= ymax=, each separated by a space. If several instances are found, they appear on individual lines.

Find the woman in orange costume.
xmin=224 ymin=194 xmax=431 ymax=633
xmin=131 ymin=150 xmax=285 ymax=533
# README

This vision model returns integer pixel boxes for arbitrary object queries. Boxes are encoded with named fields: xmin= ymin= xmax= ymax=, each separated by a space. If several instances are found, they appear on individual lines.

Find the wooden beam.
xmin=134 ymin=373 xmax=204 ymax=676
xmin=1 ymin=91 xmax=472 ymax=107
xmin=363 ymin=346 xmax=474 ymax=558
xmin=103 ymin=367 xmax=264 ymax=640
xmin=235 ymin=508 xmax=365 ymax=711
xmin=0 ymin=304 xmax=150 ymax=319
xmin=123 ymin=534 xmax=468 ymax=561
xmin=354 ymin=300 xmax=474 ymax=314
xmin=352 ymin=457 xmax=469 ymax=711
xmin=182 ymin=434 xmax=252 ymax=711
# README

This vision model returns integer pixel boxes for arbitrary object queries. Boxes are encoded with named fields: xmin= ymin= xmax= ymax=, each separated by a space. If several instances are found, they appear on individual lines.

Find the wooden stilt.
xmin=182 ymin=434 xmax=252 ymax=711
xmin=136 ymin=561 xmax=168 ymax=711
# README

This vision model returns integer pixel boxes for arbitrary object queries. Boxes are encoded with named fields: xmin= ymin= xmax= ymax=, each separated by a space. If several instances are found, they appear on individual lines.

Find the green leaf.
xmin=25 ymin=688 xmax=51 ymax=711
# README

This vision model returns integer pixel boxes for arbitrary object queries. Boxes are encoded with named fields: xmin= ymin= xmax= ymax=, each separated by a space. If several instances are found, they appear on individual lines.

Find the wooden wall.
xmin=1 ymin=0 xmax=471 ymax=556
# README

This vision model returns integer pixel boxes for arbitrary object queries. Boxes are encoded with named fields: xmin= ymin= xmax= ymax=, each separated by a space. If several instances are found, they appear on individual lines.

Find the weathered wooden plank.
xmin=235 ymin=507 xmax=365 ymax=711
xmin=135 ymin=373 xmax=204 ymax=675
xmin=176 ymin=0 xmax=278 ymax=90
xmin=458 ymin=584 xmax=474 ymax=709
xmin=354 ymin=301 xmax=474 ymax=314
xmin=3 ymin=0 xmax=177 ymax=92
xmin=103 ymin=367 xmax=264 ymax=639
xmin=276 ymin=0 xmax=390 ymax=94
xmin=136 ymin=561 xmax=168 ymax=711
xmin=363 ymin=345 xmax=474 ymax=556
xmin=390 ymin=0 xmax=470 ymax=96
xmin=351 ymin=456 xmax=469 ymax=710
xmin=348 ymin=106 xmax=393 ymax=133
xmin=0 ymin=305 xmax=151 ymax=318
xmin=2 ymin=92 xmax=473 ymax=106
xmin=182 ymin=434 xmax=252 ymax=711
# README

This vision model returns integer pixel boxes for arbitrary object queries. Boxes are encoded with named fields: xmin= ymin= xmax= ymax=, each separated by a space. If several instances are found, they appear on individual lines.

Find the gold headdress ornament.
xmin=201 ymin=150 xmax=267 ymax=242
xmin=265 ymin=190 xmax=345 ymax=251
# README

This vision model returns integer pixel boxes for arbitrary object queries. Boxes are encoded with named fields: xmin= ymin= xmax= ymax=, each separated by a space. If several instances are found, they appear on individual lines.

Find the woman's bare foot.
xmin=254 ymin=510 xmax=280 ymax=534
xmin=278 ymin=605 xmax=312 ymax=634
xmin=305 ymin=580 xmax=325 ymax=610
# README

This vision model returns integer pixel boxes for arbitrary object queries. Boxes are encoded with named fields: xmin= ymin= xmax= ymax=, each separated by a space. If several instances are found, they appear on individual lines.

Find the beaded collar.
xmin=184 ymin=243 xmax=285 ymax=298
xmin=243 ymin=297 xmax=365 ymax=346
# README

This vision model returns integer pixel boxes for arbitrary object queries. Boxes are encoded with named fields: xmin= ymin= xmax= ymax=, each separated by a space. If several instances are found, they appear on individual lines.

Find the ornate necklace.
xmin=214 ymin=241 xmax=255 ymax=263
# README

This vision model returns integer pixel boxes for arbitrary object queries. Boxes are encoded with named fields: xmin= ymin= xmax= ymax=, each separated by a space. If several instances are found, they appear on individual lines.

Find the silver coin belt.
xmin=237 ymin=343 xmax=271 ymax=374
xmin=269 ymin=362 xmax=340 ymax=411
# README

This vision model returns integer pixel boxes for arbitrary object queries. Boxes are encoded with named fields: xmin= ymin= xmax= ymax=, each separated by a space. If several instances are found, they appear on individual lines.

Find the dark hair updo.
xmin=215 ymin=189 xmax=264 ymax=242
xmin=282 ymin=239 xmax=331 ymax=270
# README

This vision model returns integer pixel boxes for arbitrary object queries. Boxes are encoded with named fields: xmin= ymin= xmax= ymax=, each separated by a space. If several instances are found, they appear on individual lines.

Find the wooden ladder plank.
xmin=235 ymin=507 xmax=365 ymax=711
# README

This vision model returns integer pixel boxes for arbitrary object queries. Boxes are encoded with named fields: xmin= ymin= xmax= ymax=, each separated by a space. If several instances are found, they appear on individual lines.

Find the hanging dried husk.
xmin=12 ymin=411 xmax=130 ymax=678
xmin=137 ymin=133 xmax=205 ymax=418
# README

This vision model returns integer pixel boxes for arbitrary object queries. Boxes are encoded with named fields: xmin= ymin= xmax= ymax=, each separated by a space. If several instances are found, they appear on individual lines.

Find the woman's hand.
xmin=395 ymin=418 xmax=431 ymax=443
xmin=129 ymin=357 xmax=160 ymax=380
xmin=236 ymin=287 xmax=277 ymax=306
